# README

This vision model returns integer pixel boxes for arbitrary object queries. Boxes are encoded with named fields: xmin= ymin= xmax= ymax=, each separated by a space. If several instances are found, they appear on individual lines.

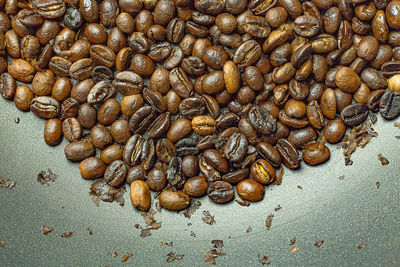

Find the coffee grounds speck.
xmin=274 ymin=205 xmax=282 ymax=212
xmin=378 ymin=153 xmax=389 ymax=166
xmin=107 ymin=251 xmax=118 ymax=258
xmin=235 ymin=198 xmax=251 ymax=207
xmin=258 ymin=254 xmax=271 ymax=265
xmin=61 ymin=232 xmax=73 ymax=238
xmin=0 ymin=241 xmax=4 ymax=248
xmin=86 ymin=226 xmax=93 ymax=235
xmin=246 ymin=226 xmax=252 ymax=233
xmin=37 ymin=169 xmax=58 ymax=186
xmin=291 ymin=246 xmax=301 ymax=254
xmin=179 ymin=200 xmax=201 ymax=219
xmin=41 ymin=225 xmax=54 ymax=235
xmin=202 ymin=210 xmax=215 ymax=226
xmin=166 ymin=251 xmax=184 ymax=263
xmin=121 ymin=252 xmax=133 ymax=262
xmin=376 ymin=182 xmax=380 ymax=188
xmin=339 ymin=175 xmax=345 ymax=180
xmin=358 ymin=242 xmax=366 ymax=249
xmin=314 ymin=240 xmax=324 ymax=248
xmin=266 ymin=214 xmax=274 ymax=231
xmin=290 ymin=237 xmax=296 ymax=245
xmin=0 ymin=177 xmax=16 ymax=189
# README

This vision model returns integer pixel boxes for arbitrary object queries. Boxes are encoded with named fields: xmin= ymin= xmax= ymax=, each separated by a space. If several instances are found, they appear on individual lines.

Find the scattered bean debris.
xmin=89 ymin=179 xmax=127 ymax=207
xmin=155 ymin=201 xmax=162 ymax=212
xmin=202 ymin=210 xmax=216 ymax=226
xmin=187 ymin=222 xmax=192 ymax=226
xmin=358 ymin=242 xmax=366 ymax=249
xmin=289 ymin=237 xmax=296 ymax=245
xmin=345 ymin=157 xmax=353 ymax=166
xmin=274 ymin=205 xmax=282 ymax=212
xmin=394 ymin=122 xmax=400 ymax=129
xmin=235 ymin=198 xmax=251 ymax=207
xmin=297 ymin=185 xmax=302 ymax=189
xmin=190 ymin=231 xmax=196 ymax=237
xmin=395 ymin=135 xmax=400 ymax=139
xmin=203 ymin=240 xmax=226 ymax=264
xmin=107 ymin=252 xmax=118 ymax=258
xmin=37 ymin=169 xmax=58 ymax=186
xmin=61 ymin=232 xmax=73 ymax=238
xmin=291 ymin=246 xmax=301 ymax=254
xmin=339 ymin=119 xmax=378 ymax=165
xmin=14 ymin=117 xmax=20 ymax=123
xmin=121 ymin=252 xmax=133 ymax=262
xmin=135 ymin=209 xmax=162 ymax=238
xmin=258 ymin=254 xmax=271 ymax=265
xmin=274 ymin=167 xmax=284 ymax=185
xmin=378 ymin=154 xmax=389 ymax=166
xmin=0 ymin=177 xmax=16 ymax=189
xmin=314 ymin=240 xmax=324 ymax=248
xmin=166 ymin=251 xmax=184 ymax=262
xmin=246 ymin=226 xmax=252 ymax=233
xmin=164 ymin=241 xmax=173 ymax=246
xmin=376 ymin=182 xmax=380 ymax=188
xmin=41 ymin=225 xmax=54 ymax=235
xmin=265 ymin=214 xmax=274 ymax=231
xmin=179 ymin=200 xmax=201 ymax=219
xmin=0 ymin=241 xmax=4 ymax=248
xmin=339 ymin=175 xmax=345 ymax=180
xmin=86 ymin=226 xmax=93 ymax=235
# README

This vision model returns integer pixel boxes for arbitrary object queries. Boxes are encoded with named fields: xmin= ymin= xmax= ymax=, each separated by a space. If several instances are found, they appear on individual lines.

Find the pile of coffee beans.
xmin=1 ymin=0 xmax=400 ymax=212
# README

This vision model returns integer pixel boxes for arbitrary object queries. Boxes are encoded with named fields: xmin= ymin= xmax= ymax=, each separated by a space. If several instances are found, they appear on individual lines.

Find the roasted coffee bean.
xmin=221 ymin=168 xmax=248 ymax=184
xmin=143 ymin=88 xmax=166 ymax=113
xmin=237 ymin=179 xmax=264 ymax=202
xmin=367 ymin=89 xmax=386 ymax=112
xmin=192 ymin=115 xmax=216 ymax=135
xmin=78 ymin=103 xmax=97 ymax=129
xmin=91 ymin=66 xmax=113 ymax=83
xmin=130 ymin=180 xmax=151 ymax=211
xmin=302 ymin=141 xmax=330 ymax=166
xmin=340 ymin=103 xmax=369 ymax=126
xmin=0 ymin=73 xmax=16 ymax=99
xmin=110 ymin=119 xmax=130 ymax=144
xmin=266 ymin=7 xmax=288 ymax=28
xmin=224 ymin=132 xmax=248 ymax=163
xmin=150 ymin=68 xmax=170 ymax=94
xmin=169 ymin=67 xmax=193 ymax=98
xmin=164 ymin=46 xmax=184 ymax=70
xmin=90 ymin=124 xmax=113 ymax=149
xmin=250 ymin=159 xmax=275 ymax=185
xmin=386 ymin=0 xmax=400 ymax=30
xmin=62 ymin=118 xmax=81 ymax=142
xmin=379 ymin=90 xmax=400 ymax=120
xmin=256 ymin=142 xmax=281 ymax=168
xmin=156 ymin=138 xmax=177 ymax=162
xmin=233 ymin=40 xmax=262 ymax=67
xmin=147 ymin=167 xmax=167 ymax=191
xmin=130 ymin=54 xmax=155 ymax=76
xmin=30 ymin=96 xmax=60 ymax=119
xmin=203 ymin=149 xmax=229 ymax=173
xmin=104 ymin=160 xmax=127 ymax=187
xmin=179 ymin=97 xmax=205 ymax=118
xmin=307 ymin=101 xmax=325 ymax=129
xmin=148 ymin=42 xmax=171 ymax=62
xmin=199 ymin=154 xmax=221 ymax=183
xmin=276 ymin=138 xmax=299 ymax=169
xmin=321 ymin=88 xmax=337 ymax=120
xmin=87 ymin=81 xmax=116 ymax=104
xmin=287 ymin=127 xmax=317 ymax=149
xmin=8 ymin=59 xmax=35 ymax=83
xmin=69 ymin=58 xmax=94 ymax=81
xmin=207 ymin=180 xmax=234 ymax=204
xmin=159 ymin=189 xmax=190 ymax=211
xmin=123 ymin=134 xmax=144 ymax=166
xmin=148 ymin=112 xmax=170 ymax=139
xmin=129 ymin=106 xmax=157 ymax=134
xmin=184 ymin=176 xmax=208 ymax=197
xmin=248 ymin=106 xmax=276 ymax=135
xmin=382 ymin=62 xmax=400 ymax=77
xmin=323 ymin=119 xmax=346 ymax=144
xmin=167 ymin=118 xmax=192 ymax=143
xmin=360 ymin=68 xmax=387 ymax=90
xmin=100 ymin=144 xmax=123 ymax=165
xmin=126 ymin=165 xmax=146 ymax=184
xmin=181 ymin=155 xmax=199 ymax=178
xmin=140 ymin=138 xmax=156 ymax=170
xmin=113 ymin=71 xmax=143 ymax=96
xmin=64 ymin=139 xmax=95 ymax=162
xmin=181 ymin=56 xmax=206 ymax=76
xmin=44 ymin=118 xmax=63 ymax=146
xmin=128 ymin=32 xmax=151 ymax=54
xmin=335 ymin=67 xmax=360 ymax=93
xmin=80 ymin=157 xmax=106 ymax=180
xmin=293 ymin=15 xmax=320 ymax=38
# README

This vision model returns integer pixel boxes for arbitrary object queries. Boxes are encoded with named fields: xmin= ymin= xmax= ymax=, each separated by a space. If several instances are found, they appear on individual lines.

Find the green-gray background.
xmin=0 ymin=98 xmax=399 ymax=266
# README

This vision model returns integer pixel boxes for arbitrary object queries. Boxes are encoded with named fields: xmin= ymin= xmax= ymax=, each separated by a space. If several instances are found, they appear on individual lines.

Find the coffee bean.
xmin=248 ymin=106 xmax=276 ymax=135
xmin=169 ymin=67 xmax=193 ymax=98
xmin=79 ymin=157 xmax=106 ymax=179
xmin=192 ymin=116 xmax=216 ymax=135
xmin=113 ymin=71 xmax=143 ymax=95
xmin=207 ymin=181 xmax=234 ymax=204
xmin=100 ymin=144 xmax=123 ymax=164
xmin=224 ymin=132 xmax=248 ymax=163
xmin=340 ymin=103 xmax=369 ymax=126
xmin=123 ymin=134 xmax=144 ymax=166
xmin=104 ymin=160 xmax=127 ymax=186
xmin=129 ymin=106 xmax=157 ymax=134
xmin=379 ymin=90 xmax=400 ymax=120
xmin=323 ymin=119 xmax=346 ymax=144
xmin=147 ymin=167 xmax=167 ymax=191
xmin=237 ymin=179 xmax=264 ymax=202
xmin=44 ymin=118 xmax=63 ymax=146
xmin=159 ymin=189 xmax=190 ymax=211
xmin=302 ymin=141 xmax=330 ymax=166
xmin=30 ymin=96 xmax=60 ymax=119
xmin=62 ymin=118 xmax=82 ymax=142
xmin=130 ymin=180 xmax=151 ymax=211
xmin=276 ymin=138 xmax=300 ymax=169
xmin=184 ymin=176 xmax=208 ymax=197
xmin=64 ymin=139 xmax=95 ymax=162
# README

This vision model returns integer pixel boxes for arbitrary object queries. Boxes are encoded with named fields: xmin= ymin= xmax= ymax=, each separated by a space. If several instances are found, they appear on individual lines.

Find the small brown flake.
xmin=339 ymin=175 xmax=345 ymax=180
xmin=235 ymin=198 xmax=251 ymax=207
xmin=87 ymin=226 xmax=93 ymax=235
xmin=136 ymin=209 xmax=162 ymax=238
xmin=258 ymin=254 xmax=271 ymax=265
xmin=274 ymin=205 xmax=282 ymax=212
xmin=378 ymin=154 xmax=389 ymax=166
xmin=0 ymin=241 xmax=4 ymax=248
xmin=41 ymin=225 xmax=54 ymax=235
xmin=246 ymin=226 xmax=252 ymax=233
xmin=61 ymin=232 xmax=73 ymax=238
xmin=166 ymin=251 xmax=184 ymax=262
xmin=107 ymin=252 xmax=118 ymax=257
xmin=202 ymin=210 xmax=215 ymax=225
xmin=190 ymin=231 xmax=196 ymax=237
xmin=289 ymin=237 xmax=296 ymax=245
xmin=376 ymin=182 xmax=380 ymax=188
xmin=0 ymin=177 xmax=16 ymax=189
xmin=345 ymin=157 xmax=353 ymax=166
xmin=291 ymin=246 xmax=300 ymax=254
xmin=358 ymin=242 xmax=366 ymax=249
xmin=266 ymin=214 xmax=274 ymax=230
xmin=274 ymin=167 xmax=284 ymax=185
xmin=395 ymin=135 xmax=400 ymax=139
xmin=121 ymin=252 xmax=133 ymax=262
xmin=314 ymin=240 xmax=324 ymax=247
xmin=203 ymin=252 xmax=216 ymax=265
xmin=165 ymin=241 xmax=173 ymax=246
xmin=89 ymin=180 xmax=127 ymax=207
xmin=37 ymin=169 xmax=58 ymax=186
xmin=394 ymin=122 xmax=400 ymax=129
xmin=179 ymin=200 xmax=201 ymax=219
xmin=14 ymin=117 xmax=20 ymax=123
xmin=297 ymin=185 xmax=302 ymax=189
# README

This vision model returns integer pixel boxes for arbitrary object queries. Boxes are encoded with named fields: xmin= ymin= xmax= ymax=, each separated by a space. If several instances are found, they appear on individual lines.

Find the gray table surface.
xmin=0 ymin=98 xmax=399 ymax=266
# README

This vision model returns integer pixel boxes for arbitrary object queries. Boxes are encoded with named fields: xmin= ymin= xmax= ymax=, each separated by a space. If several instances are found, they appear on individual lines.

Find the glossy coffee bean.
xmin=379 ymin=90 xmax=400 ymax=120
xmin=276 ymin=138 xmax=300 ymax=169
xmin=100 ymin=144 xmax=123 ymax=165
xmin=207 ymin=181 xmax=234 ymax=204
xmin=79 ymin=157 xmax=106 ymax=180
xmin=64 ymin=139 xmax=95 ymax=162
xmin=323 ymin=119 xmax=346 ymax=144
xmin=302 ymin=141 xmax=330 ymax=166
xmin=237 ymin=179 xmax=265 ymax=202
xmin=181 ymin=155 xmax=199 ymax=178
xmin=287 ymin=127 xmax=317 ymax=149
xmin=30 ymin=96 xmax=60 ymax=119
xmin=147 ymin=167 xmax=167 ymax=191
xmin=62 ymin=118 xmax=81 ymax=142
xmin=250 ymin=159 xmax=275 ymax=185
xmin=159 ymin=189 xmax=190 ymax=211
xmin=44 ymin=118 xmax=63 ymax=146
xmin=104 ymin=160 xmax=127 ymax=187
xmin=126 ymin=165 xmax=146 ymax=184
xmin=340 ymin=103 xmax=368 ymax=126
xmin=130 ymin=180 xmax=151 ymax=211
